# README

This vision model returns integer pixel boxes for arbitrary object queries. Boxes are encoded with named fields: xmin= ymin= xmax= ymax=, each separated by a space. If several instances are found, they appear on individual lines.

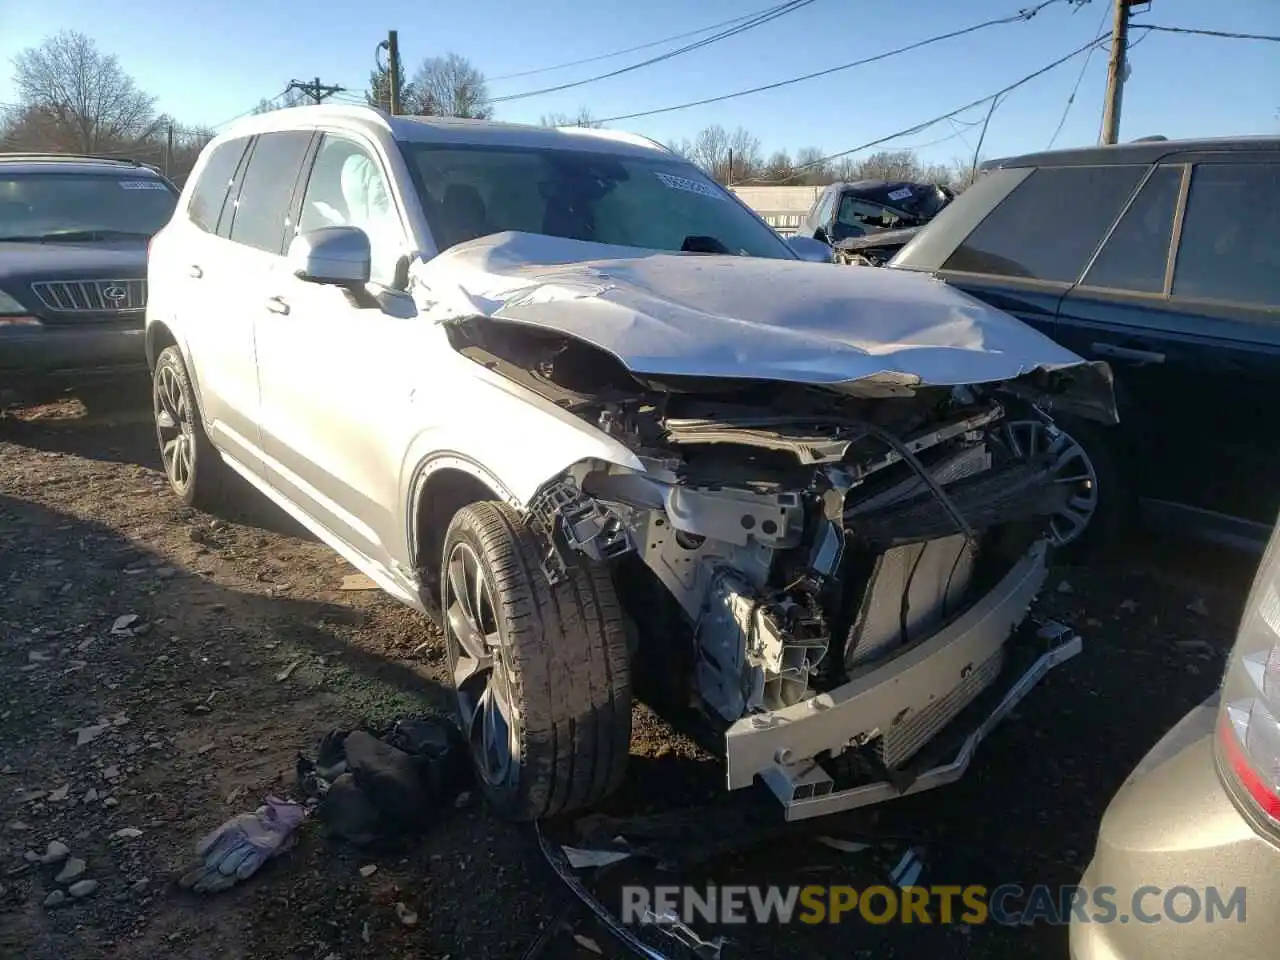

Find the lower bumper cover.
xmin=0 ymin=323 xmax=146 ymax=384
xmin=722 ymin=541 xmax=1082 ymax=819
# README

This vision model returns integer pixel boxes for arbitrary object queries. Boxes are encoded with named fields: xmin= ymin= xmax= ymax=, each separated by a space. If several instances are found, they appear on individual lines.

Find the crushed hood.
xmin=419 ymin=231 xmax=1115 ymax=416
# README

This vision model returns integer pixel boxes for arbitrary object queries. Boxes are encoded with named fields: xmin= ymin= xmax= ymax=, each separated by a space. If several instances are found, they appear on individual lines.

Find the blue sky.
xmin=2 ymin=0 xmax=1276 ymax=165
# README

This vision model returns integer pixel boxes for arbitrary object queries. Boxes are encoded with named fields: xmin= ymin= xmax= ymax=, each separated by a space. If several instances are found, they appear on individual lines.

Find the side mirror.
xmin=287 ymin=226 xmax=371 ymax=286
xmin=788 ymin=235 xmax=835 ymax=264
xmin=812 ymin=226 xmax=831 ymax=245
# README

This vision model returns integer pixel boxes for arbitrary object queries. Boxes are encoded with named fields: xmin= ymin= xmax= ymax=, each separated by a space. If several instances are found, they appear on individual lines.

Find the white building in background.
xmin=728 ymin=185 xmax=823 ymax=236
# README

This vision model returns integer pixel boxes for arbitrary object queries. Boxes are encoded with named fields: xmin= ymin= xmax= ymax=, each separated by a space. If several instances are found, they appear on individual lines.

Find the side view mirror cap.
xmin=287 ymin=226 xmax=372 ymax=286
xmin=788 ymin=235 xmax=835 ymax=264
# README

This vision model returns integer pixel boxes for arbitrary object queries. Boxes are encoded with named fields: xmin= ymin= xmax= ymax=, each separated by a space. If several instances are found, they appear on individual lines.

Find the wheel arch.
xmin=409 ymin=456 xmax=517 ymax=602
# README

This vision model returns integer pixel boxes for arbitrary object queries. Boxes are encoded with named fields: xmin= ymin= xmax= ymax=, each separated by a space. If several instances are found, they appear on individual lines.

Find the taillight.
xmin=1217 ymin=525 xmax=1280 ymax=823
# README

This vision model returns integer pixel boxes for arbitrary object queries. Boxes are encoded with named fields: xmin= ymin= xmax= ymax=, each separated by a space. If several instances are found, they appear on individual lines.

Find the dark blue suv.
xmin=890 ymin=137 xmax=1280 ymax=554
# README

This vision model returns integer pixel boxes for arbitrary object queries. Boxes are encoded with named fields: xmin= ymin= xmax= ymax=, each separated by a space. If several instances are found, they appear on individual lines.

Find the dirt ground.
xmin=0 ymin=396 xmax=1261 ymax=960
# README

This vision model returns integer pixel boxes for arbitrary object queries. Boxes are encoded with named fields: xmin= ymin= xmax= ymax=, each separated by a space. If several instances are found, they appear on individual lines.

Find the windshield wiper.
xmin=0 ymin=229 xmax=152 ymax=243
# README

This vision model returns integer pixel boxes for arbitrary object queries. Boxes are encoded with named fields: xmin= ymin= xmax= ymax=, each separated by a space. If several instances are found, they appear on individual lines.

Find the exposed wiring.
xmin=1045 ymin=0 xmax=1111 ymax=149
xmin=1130 ymin=23 xmax=1280 ymax=43
xmin=862 ymin=423 xmax=976 ymax=545
xmin=595 ymin=0 xmax=1070 ymax=123
xmin=490 ymin=0 xmax=821 ymax=105
xmin=737 ymin=32 xmax=1107 ymax=184
xmin=490 ymin=1 xmax=795 ymax=81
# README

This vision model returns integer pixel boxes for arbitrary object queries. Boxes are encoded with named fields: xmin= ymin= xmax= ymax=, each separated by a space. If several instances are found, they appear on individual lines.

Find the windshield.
xmin=0 ymin=172 xmax=178 ymax=242
xmin=400 ymin=142 xmax=795 ymax=259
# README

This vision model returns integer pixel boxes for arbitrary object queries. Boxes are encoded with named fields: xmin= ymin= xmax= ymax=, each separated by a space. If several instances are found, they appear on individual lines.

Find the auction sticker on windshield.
xmin=119 ymin=180 xmax=169 ymax=190
xmin=654 ymin=171 xmax=725 ymax=201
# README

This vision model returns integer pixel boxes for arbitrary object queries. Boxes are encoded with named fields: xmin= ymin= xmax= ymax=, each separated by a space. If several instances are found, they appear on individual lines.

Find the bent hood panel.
xmin=419 ymin=231 xmax=1109 ymax=401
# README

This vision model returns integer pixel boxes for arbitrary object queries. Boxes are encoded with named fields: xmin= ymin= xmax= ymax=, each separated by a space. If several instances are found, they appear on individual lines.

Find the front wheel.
xmin=152 ymin=345 xmax=229 ymax=511
xmin=441 ymin=501 xmax=632 ymax=821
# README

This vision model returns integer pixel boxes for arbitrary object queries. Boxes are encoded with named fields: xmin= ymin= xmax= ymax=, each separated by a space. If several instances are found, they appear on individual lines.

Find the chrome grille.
xmin=878 ymin=648 xmax=1004 ymax=767
xmin=31 ymin=279 xmax=147 ymax=314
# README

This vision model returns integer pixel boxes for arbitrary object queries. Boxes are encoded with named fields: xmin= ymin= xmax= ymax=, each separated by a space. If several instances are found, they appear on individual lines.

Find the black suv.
xmin=890 ymin=136 xmax=1280 ymax=552
xmin=0 ymin=154 xmax=179 ymax=404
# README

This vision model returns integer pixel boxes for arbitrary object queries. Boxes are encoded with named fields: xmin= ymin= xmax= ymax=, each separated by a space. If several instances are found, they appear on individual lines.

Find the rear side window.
xmin=188 ymin=138 xmax=248 ymax=233
xmin=942 ymin=165 xmax=1144 ymax=282
xmin=1172 ymin=162 xmax=1280 ymax=307
xmin=227 ymin=132 xmax=312 ymax=254
xmin=1082 ymin=165 xmax=1182 ymax=293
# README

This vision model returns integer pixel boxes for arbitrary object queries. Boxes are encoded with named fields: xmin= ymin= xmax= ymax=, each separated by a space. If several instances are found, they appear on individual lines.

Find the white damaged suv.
xmin=146 ymin=105 xmax=1114 ymax=821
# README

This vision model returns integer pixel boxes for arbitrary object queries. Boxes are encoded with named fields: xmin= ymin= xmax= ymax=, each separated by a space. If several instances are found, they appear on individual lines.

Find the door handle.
xmin=1090 ymin=341 xmax=1165 ymax=365
xmin=187 ymin=264 xmax=203 ymax=279
xmin=265 ymin=296 xmax=290 ymax=316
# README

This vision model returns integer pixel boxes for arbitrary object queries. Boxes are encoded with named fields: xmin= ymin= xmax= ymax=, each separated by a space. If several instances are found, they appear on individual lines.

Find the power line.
xmin=1129 ymin=24 xmax=1280 ymax=43
xmin=489 ymin=0 xmax=821 ymax=104
xmin=1046 ymin=0 xmax=1111 ymax=149
xmin=489 ymin=2 xmax=793 ymax=82
xmin=210 ymin=88 xmax=291 ymax=129
xmin=739 ymin=32 xmax=1107 ymax=184
xmin=595 ymin=0 xmax=1071 ymax=123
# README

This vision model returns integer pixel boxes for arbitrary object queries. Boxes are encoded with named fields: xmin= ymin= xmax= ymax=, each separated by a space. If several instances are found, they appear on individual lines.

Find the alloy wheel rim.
xmin=154 ymin=365 xmax=194 ymax=491
xmin=443 ymin=541 xmax=516 ymax=787
xmin=1003 ymin=419 xmax=1099 ymax=547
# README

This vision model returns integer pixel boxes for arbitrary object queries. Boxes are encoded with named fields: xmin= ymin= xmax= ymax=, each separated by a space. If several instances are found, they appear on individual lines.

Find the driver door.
xmin=252 ymin=132 xmax=419 ymax=574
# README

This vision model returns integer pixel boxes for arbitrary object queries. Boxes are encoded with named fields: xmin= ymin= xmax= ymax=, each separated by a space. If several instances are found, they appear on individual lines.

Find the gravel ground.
xmin=0 ymin=396 xmax=1260 ymax=960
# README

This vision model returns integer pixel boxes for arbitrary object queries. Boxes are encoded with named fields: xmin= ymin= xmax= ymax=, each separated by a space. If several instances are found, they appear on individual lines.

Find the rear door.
xmin=1056 ymin=155 xmax=1280 ymax=525
xmin=926 ymin=164 xmax=1149 ymax=342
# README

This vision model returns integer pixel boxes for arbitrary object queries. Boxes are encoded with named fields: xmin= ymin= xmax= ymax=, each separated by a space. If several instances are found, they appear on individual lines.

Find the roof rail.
xmin=0 ymin=152 xmax=148 ymax=167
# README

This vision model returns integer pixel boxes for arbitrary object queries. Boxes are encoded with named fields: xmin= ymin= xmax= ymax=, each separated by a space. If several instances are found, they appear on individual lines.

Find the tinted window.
xmin=1083 ymin=165 xmax=1181 ymax=292
xmin=942 ymin=165 xmax=1144 ymax=282
xmin=228 ymin=132 xmax=312 ymax=254
xmin=188 ymin=138 xmax=248 ymax=233
xmin=297 ymin=136 xmax=404 ymax=286
xmin=1172 ymin=162 xmax=1280 ymax=307
xmin=0 ymin=173 xmax=176 ymax=241
xmin=401 ymin=143 xmax=793 ymax=259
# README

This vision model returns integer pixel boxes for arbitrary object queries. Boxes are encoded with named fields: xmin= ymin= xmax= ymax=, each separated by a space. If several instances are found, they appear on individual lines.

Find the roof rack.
xmin=0 ymin=152 xmax=150 ymax=167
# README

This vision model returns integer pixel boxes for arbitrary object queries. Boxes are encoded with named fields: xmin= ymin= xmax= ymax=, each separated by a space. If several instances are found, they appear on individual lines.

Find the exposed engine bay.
xmin=448 ymin=317 xmax=1087 ymax=788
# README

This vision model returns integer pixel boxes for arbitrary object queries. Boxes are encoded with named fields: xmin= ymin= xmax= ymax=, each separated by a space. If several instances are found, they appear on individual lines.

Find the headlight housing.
xmin=1217 ymin=521 xmax=1280 ymax=825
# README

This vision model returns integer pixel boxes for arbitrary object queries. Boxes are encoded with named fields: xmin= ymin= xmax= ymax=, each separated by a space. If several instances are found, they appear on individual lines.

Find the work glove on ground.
xmin=178 ymin=796 xmax=307 ymax=893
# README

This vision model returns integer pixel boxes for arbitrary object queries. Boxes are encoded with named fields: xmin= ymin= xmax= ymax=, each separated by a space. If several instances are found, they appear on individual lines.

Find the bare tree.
xmin=726 ymin=126 xmax=762 ymax=182
xmin=761 ymin=149 xmax=794 ymax=183
xmin=850 ymin=149 xmax=923 ymax=182
xmin=793 ymin=146 xmax=831 ymax=186
xmin=666 ymin=137 xmax=695 ymax=160
xmin=539 ymin=107 xmax=602 ymax=128
xmin=691 ymin=124 xmax=730 ymax=180
xmin=252 ymin=88 xmax=309 ymax=115
xmin=11 ymin=31 xmax=157 ymax=152
xmin=410 ymin=53 xmax=492 ymax=119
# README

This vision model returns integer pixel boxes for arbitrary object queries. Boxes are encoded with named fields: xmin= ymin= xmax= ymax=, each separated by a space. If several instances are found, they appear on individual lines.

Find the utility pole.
xmin=728 ymin=148 xmax=734 ymax=185
xmin=377 ymin=31 xmax=402 ymax=114
xmin=164 ymin=121 xmax=174 ymax=178
xmin=286 ymin=77 xmax=346 ymax=105
xmin=1099 ymin=0 xmax=1133 ymax=145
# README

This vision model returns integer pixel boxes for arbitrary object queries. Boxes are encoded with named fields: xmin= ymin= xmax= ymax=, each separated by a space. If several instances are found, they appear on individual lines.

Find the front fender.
xmin=396 ymin=365 xmax=645 ymax=561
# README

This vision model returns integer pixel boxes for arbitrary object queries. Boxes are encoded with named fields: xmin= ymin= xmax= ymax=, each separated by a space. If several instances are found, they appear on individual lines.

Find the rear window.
xmin=0 ymin=172 xmax=177 ymax=242
xmin=1172 ymin=162 xmax=1280 ymax=307
xmin=1082 ymin=165 xmax=1182 ymax=293
xmin=942 ymin=165 xmax=1144 ymax=282
xmin=188 ymin=137 xmax=249 ymax=233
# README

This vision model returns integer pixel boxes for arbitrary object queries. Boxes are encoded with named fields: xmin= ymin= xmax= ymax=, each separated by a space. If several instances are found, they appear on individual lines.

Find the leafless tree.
xmin=251 ymin=88 xmax=309 ymax=115
xmin=792 ymin=146 xmax=830 ymax=186
xmin=539 ymin=107 xmax=602 ymax=129
xmin=11 ymin=31 xmax=158 ymax=152
xmin=850 ymin=149 xmax=924 ymax=182
xmin=691 ymin=124 xmax=730 ymax=180
xmin=665 ymin=137 xmax=695 ymax=160
xmin=409 ymin=53 xmax=492 ymax=119
xmin=759 ymin=149 xmax=794 ymax=183
xmin=726 ymin=126 xmax=762 ymax=182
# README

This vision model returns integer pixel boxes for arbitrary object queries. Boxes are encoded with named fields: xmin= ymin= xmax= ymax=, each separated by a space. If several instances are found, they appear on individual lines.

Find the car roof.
xmin=984 ymin=135 xmax=1280 ymax=171
xmin=222 ymin=104 xmax=674 ymax=160
xmin=0 ymin=153 xmax=167 ymax=177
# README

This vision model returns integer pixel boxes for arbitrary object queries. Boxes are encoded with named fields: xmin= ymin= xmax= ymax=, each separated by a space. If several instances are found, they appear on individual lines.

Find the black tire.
xmin=1052 ymin=414 xmax=1129 ymax=563
xmin=152 ymin=345 xmax=228 ymax=512
xmin=441 ymin=501 xmax=631 ymax=821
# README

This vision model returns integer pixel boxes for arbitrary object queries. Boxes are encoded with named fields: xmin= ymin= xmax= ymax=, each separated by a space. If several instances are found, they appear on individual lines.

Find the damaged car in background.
xmin=147 ymin=109 xmax=1116 ymax=823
